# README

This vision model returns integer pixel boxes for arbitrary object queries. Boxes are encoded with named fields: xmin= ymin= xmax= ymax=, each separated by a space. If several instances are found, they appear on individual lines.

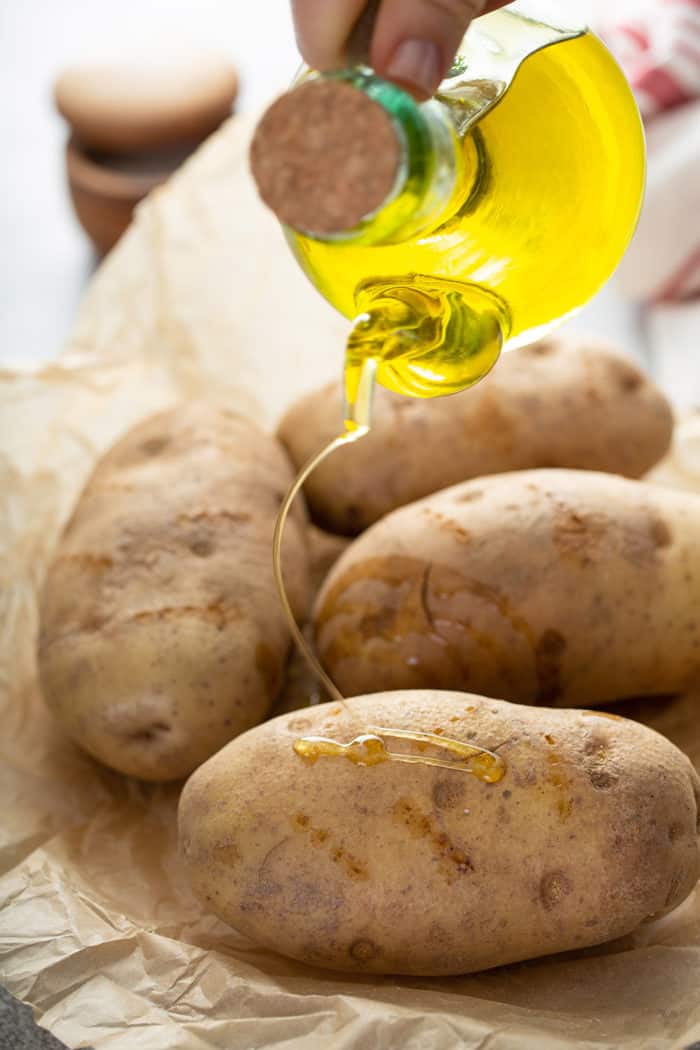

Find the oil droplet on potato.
xmin=293 ymin=727 xmax=505 ymax=782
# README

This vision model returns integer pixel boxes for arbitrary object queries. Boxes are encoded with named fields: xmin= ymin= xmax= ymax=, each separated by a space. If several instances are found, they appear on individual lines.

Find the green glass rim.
xmin=316 ymin=68 xmax=438 ymax=245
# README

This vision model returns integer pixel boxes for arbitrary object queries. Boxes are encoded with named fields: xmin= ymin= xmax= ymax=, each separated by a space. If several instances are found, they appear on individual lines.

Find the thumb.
xmin=371 ymin=0 xmax=490 ymax=99
xmin=291 ymin=0 xmax=369 ymax=71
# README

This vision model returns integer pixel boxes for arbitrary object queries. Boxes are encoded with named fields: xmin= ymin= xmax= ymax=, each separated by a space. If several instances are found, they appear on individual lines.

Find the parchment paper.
xmin=2 ymin=116 xmax=700 ymax=1050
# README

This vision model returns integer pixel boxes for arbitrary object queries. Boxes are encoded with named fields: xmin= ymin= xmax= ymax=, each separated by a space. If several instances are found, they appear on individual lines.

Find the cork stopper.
xmin=250 ymin=79 xmax=402 ymax=236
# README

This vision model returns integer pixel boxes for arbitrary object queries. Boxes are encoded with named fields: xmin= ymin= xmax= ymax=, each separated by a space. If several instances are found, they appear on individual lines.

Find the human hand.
xmin=291 ymin=0 xmax=512 ymax=99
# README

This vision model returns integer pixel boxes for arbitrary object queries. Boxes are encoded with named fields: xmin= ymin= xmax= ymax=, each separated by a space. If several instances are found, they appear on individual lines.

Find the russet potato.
xmin=279 ymin=337 xmax=673 ymax=534
xmin=315 ymin=469 xmax=700 ymax=705
xmin=179 ymin=691 xmax=700 ymax=975
xmin=38 ymin=403 xmax=309 ymax=781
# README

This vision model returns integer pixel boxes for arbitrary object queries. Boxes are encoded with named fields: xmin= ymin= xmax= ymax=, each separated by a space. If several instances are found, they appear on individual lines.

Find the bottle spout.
xmin=346 ymin=275 xmax=509 ymax=400
xmin=440 ymin=5 xmax=585 ymax=132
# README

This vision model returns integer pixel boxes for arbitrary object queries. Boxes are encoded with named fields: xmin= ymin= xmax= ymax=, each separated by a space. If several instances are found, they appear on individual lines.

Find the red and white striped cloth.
xmin=602 ymin=0 xmax=700 ymax=305
xmin=605 ymin=0 xmax=700 ymax=118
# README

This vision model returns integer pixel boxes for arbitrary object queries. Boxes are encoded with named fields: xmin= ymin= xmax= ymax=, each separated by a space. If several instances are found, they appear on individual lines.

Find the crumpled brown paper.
xmin=2 ymin=115 xmax=700 ymax=1050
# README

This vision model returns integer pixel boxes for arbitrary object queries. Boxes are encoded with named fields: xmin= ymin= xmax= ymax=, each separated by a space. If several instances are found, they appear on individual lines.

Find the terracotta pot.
xmin=65 ymin=137 xmax=180 ymax=255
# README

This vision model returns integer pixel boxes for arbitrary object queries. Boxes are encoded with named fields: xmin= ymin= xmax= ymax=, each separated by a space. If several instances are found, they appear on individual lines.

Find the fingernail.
xmin=385 ymin=39 xmax=442 ymax=99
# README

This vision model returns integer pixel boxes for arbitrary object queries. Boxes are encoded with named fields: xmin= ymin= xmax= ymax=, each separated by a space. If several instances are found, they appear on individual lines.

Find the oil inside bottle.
xmin=345 ymin=275 xmax=507 ymax=402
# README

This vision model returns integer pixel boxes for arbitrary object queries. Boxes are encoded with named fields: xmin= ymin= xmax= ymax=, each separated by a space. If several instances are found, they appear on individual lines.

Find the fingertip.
xmin=370 ymin=0 xmax=484 ymax=96
xmin=292 ymin=0 xmax=368 ymax=71
xmin=381 ymin=38 xmax=444 ymax=100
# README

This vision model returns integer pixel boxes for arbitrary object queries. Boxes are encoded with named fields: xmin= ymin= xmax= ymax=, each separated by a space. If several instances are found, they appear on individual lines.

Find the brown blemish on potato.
xmin=610 ymin=358 xmax=643 ymax=393
xmin=357 ymin=606 xmax=400 ymax=639
xmin=545 ymin=752 xmax=574 ymax=820
xmin=54 ymin=552 xmax=114 ymax=572
xmin=177 ymin=509 xmax=252 ymax=527
xmin=668 ymin=823 xmax=684 ymax=842
xmin=128 ymin=721 xmax=170 ymax=743
xmin=188 ymin=535 xmax=215 ymax=558
xmin=546 ymin=501 xmax=666 ymax=571
xmin=141 ymin=435 xmax=169 ymax=456
xmin=525 ymin=339 xmax=556 ymax=357
xmin=394 ymin=799 xmax=473 ymax=882
xmin=535 ymin=629 xmax=567 ymax=704
xmin=454 ymin=488 xmax=484 ymax=504
xmin=513 ymin=768 xmax=537 ymax=787
xmin=344 ymin=504 xmax=364 ymax=530
xmin=649 ymin=515 xmax=672 ymax=549
xmin=287 ymin=716 xmax=312 ymax=733
xmin=552 ymin=507 xmax=608 ymax=563
xmin=618 ymin=510 xmax=674 ymax=565
xmin=540 ymin=870 xmax=572 ymax=910
xmin=584 ymin=731 xmax=609 ymax=756
xmin=432 ymin=777 xmax=466 ymax=810
xmin=128 ymin=603 xmax=242 ymax=630
xmin=292 ymin=813 xmax=368 ymax=880
xmin=589 ymin=769 xmax=616 ymax=790
xmin=213 ymin=839 xmax=241 ymax=866
xmin=429 ymin=510 xmax=472 ymax=543
xmin=349 ymin=938 xmax=380 ymax=963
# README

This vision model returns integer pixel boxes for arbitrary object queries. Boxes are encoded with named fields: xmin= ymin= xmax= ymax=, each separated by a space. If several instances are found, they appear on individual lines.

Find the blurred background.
xmin=1 ymin=0 xmax=697 ymax=398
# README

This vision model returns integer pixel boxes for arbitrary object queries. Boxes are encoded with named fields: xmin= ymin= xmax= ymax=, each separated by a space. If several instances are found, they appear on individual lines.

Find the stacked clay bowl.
xmin=54 ymin=53 xmax=239 ymax=254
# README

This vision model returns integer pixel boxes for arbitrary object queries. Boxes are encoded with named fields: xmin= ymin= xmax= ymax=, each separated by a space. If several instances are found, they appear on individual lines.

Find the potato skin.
xmin=315 ymin=469 xmax=700 ymax=705
xmin=611 ymin=691 xmax=700 ymax=773
xmin=38 ymin=403 xmax=309 ymax=781
xmin=272 ymin=525 xmax=351 ymax=716
xmin=178 ymin=691 xmax=700 ymax=976
xmin=278 ymin=336 xmax=673 ymax=534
